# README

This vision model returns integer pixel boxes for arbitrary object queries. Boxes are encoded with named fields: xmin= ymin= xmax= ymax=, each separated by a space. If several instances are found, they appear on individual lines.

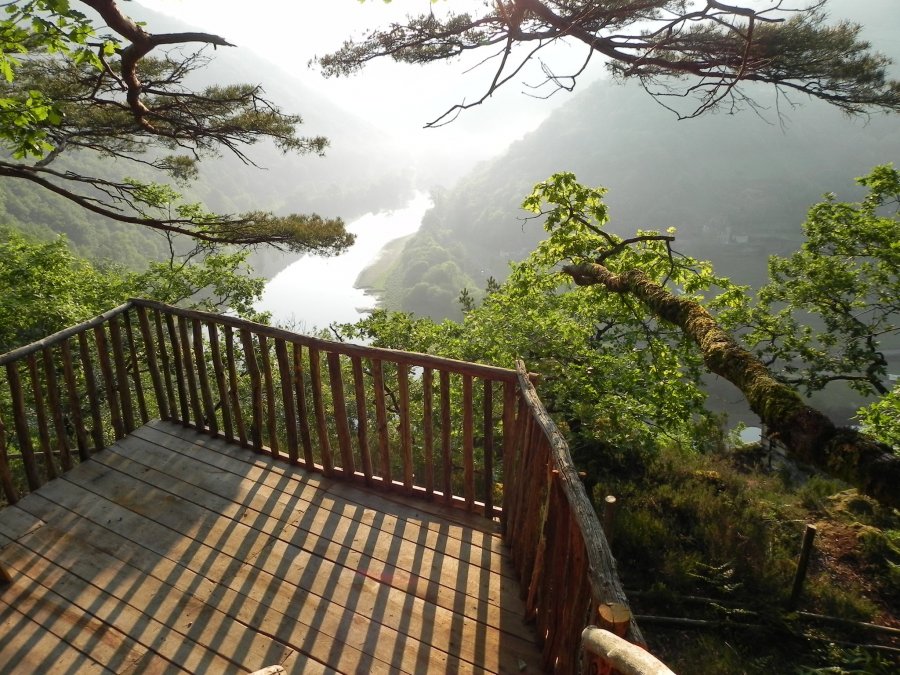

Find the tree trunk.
xmin=563 ymin=262 xmax=900 ymax=508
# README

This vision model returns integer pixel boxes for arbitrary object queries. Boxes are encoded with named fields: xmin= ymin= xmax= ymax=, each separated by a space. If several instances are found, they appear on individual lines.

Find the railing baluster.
xmin=77 ymin=331 xmax=104 ymax=450
xmin=94 ymin=324 xmax=124 ymax=440
xmin=292 ymin=343 xmax=314 ymax=468
xmin=153 ymin=309 xmax=177 ymax=418
xmin=520 ymin=422 xmax=549 ymax=585
xmin=371 ymin=358 xmax=391 ymax=487
xmin=308 ymin=346 xmax=333 ymax=475
xmin=505 ymin=394 xmax=531 ymax=545
xmin=561 ymin=527 xmax=592 ymax=674
xmin=501 ymin=381 xmax=516 ymax=521
xmin=482 ymin=378 xmax=494 ymax=517
xmin=258 ymin=334 xmax=279 ymax=458
xmin=439 ymin=369 xmax=452 ymax=504
xmin=327 ymin=352 xmax=355 ymax=477
xmin=225 ymin=326 xmax=248 ymax=448
xmin=0 ymin=410 xmax=19 ymax=503
xmin=123 ymin=310 xmax=148 ymax=425
xmin=165 ymin=313 xmax=190 ymax=424
xmin=178 ymin=318 xmax=203 ymax=428
xmin=42 ymin=348 xmax=72 ymax=473
xmin=239 ymin=328 xmax=263 ymax=452
xmin=27 ymin=353 xmax=55 ymax=481
xmin=351 ymin=356 xmax=372 ymax=485
xmin=107 ymin=315 xmax=135 ymax=434
xmin=137 ymin=306 xmax=169 ymax=421
xmin=60 ymin=339 xmax=89 ymax=461
xmin=462 ymin=374 xmax=474 ymax=511
xmin=398 ymin=363 xmax=413 ymax=490
xmin=275 ymin=338 xmax=298 ymax=464
xmin=192 ymin=319 xmax=218 ymax=435
xmin=6 ymin=362 xmax=40 ymax=490
xmin=422 ymin=367 xmax=434 ymax=498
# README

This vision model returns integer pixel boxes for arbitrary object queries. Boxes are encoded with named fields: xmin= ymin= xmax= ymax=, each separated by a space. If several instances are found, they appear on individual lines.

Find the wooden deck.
xmin=0 ymin=421 xmax=543 ymax=674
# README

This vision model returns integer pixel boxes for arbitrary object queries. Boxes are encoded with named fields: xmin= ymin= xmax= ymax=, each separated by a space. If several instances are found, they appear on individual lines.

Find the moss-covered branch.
xmin=563 ymin=261 xmax=900 ymax=508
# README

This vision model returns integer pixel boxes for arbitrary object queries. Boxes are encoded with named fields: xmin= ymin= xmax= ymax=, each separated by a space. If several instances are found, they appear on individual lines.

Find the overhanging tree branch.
xmin=319 ymin=1 xmax=900 ymax=121
xmin=562 ymin=259 xmax=900 ymax=508
xmin=0 ymin=0 xmax=348 ymax=252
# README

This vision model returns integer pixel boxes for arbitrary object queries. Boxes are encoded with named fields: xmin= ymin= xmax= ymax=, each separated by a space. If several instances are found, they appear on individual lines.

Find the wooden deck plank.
xmin=13 ymin=490 xmax=381 ymax=674
xmin=55 ymin=455 xmax=538 ymax=672
xmin=0 ymin=576 xmax=158 ymax=674
xmin=115 ymin=427 xmax=528 ymax=611
xmin=130 ymin=423 xmax=525 ymax=608
xmin=0 ymin=511 xmax=294 ymax=674
xmin=124 ymin=428 xmax=533 ymax=641
xmin=101 ymin=437 xmax=539 ymax=648
xmin=0 ymin=601 xmax=113 ymax=674
xmin=0 ymin=421 xmax=544 ymax=674
xmin=13 ymin=467 xmax=490 ymax=673
xmin=110 ymin=432 xmax=537 ymax=644
xmin=0 ymin=504 xmax=45 ymax=542
xmin=136 ymin=421 xmax=503 ymax=542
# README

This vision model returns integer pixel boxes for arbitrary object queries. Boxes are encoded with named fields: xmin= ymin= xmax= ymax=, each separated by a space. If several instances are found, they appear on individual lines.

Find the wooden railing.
xmin=504 ymin=361 xmax=644 ymax=671
xmin=0 ymin=299 xmax=655 ymax=672
xmin=0 ymin=299 xmax=520 ymax=514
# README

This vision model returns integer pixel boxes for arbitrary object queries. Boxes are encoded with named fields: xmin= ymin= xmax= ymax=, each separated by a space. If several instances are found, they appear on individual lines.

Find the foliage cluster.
xmin=0 ymin=227 xmax=267 ymax=354
xmin=326 ymin=0 xmax=900 ymax=124
xmin=737 ymin=165 xmax=900 ymax=400
xmin=0 ymin=0 xmax=354 ymax=253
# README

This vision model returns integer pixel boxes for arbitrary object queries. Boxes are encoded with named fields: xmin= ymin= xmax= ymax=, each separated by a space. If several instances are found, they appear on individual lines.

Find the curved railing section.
xmin=502 ymin=361 xmax=643 ymax=671
xmin=0 ymin=298 xmax=660 ymax=672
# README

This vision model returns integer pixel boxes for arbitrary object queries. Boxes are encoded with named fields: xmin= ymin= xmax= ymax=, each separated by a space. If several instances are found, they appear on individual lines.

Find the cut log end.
xmin=598 ymin=602 xmax=632 ymax=637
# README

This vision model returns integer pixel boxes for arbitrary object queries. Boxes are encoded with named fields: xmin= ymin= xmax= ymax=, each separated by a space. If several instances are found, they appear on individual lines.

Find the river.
xmin=256 ymin=192 xmax=432 ymax=330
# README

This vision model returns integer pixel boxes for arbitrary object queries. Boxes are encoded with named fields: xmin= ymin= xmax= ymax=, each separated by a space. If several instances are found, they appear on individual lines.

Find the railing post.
xmin=0 ymin=410 xmax=20 ymax=503
xmin=6 ymin=362 xmax=40 ymax=490
xmin=136 ymin=305 xmax=169 ymax=422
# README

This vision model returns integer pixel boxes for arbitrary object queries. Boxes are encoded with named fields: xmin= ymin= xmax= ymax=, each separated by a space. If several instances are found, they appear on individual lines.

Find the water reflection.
xmin=258 ymin=192 xmax=432 ymax=330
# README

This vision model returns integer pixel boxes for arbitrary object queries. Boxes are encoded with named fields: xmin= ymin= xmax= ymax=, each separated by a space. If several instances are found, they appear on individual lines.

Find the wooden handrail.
xmin=0 ymin=302 xmax=133 ymax=367
xmin=129 ymin=299 xmax=522 ymax=383
xmin=501 ymin=360 xmax=643 ymax=671
xmin=581 ymin=627 xmax=674 ymax=675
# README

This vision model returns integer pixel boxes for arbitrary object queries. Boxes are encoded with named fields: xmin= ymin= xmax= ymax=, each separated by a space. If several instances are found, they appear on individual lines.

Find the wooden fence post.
xmin=789 ymin=524 xmax=817 ymax=610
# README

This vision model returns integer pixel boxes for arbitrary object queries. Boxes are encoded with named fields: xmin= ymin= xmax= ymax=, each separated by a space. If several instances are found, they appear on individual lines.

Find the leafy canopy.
xmin=0 ymin=0 xmax=353 ymax=253
xmin=0 ymin=227 xmax=269 ymax=353
xmin=736 ymin=165 xmax=899 ymax=399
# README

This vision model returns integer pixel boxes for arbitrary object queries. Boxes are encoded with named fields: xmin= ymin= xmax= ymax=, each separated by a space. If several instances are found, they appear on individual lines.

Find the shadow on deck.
xmin=1 ymin=420 xmax=542 ymax=673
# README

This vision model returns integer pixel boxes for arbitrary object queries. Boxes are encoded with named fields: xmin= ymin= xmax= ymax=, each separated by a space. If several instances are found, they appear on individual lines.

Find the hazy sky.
xmin=137 ymin=0 xmax=594 ymax=160
xmin=134 ymin=1 xmax=898 ymax=164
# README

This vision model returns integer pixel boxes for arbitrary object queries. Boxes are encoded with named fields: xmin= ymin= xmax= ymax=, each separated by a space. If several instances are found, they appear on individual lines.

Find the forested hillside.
xmin=0 ymin=5 xmax=416 ymax=271
xmin=380 ymin=79 xmax=900 ymax=320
